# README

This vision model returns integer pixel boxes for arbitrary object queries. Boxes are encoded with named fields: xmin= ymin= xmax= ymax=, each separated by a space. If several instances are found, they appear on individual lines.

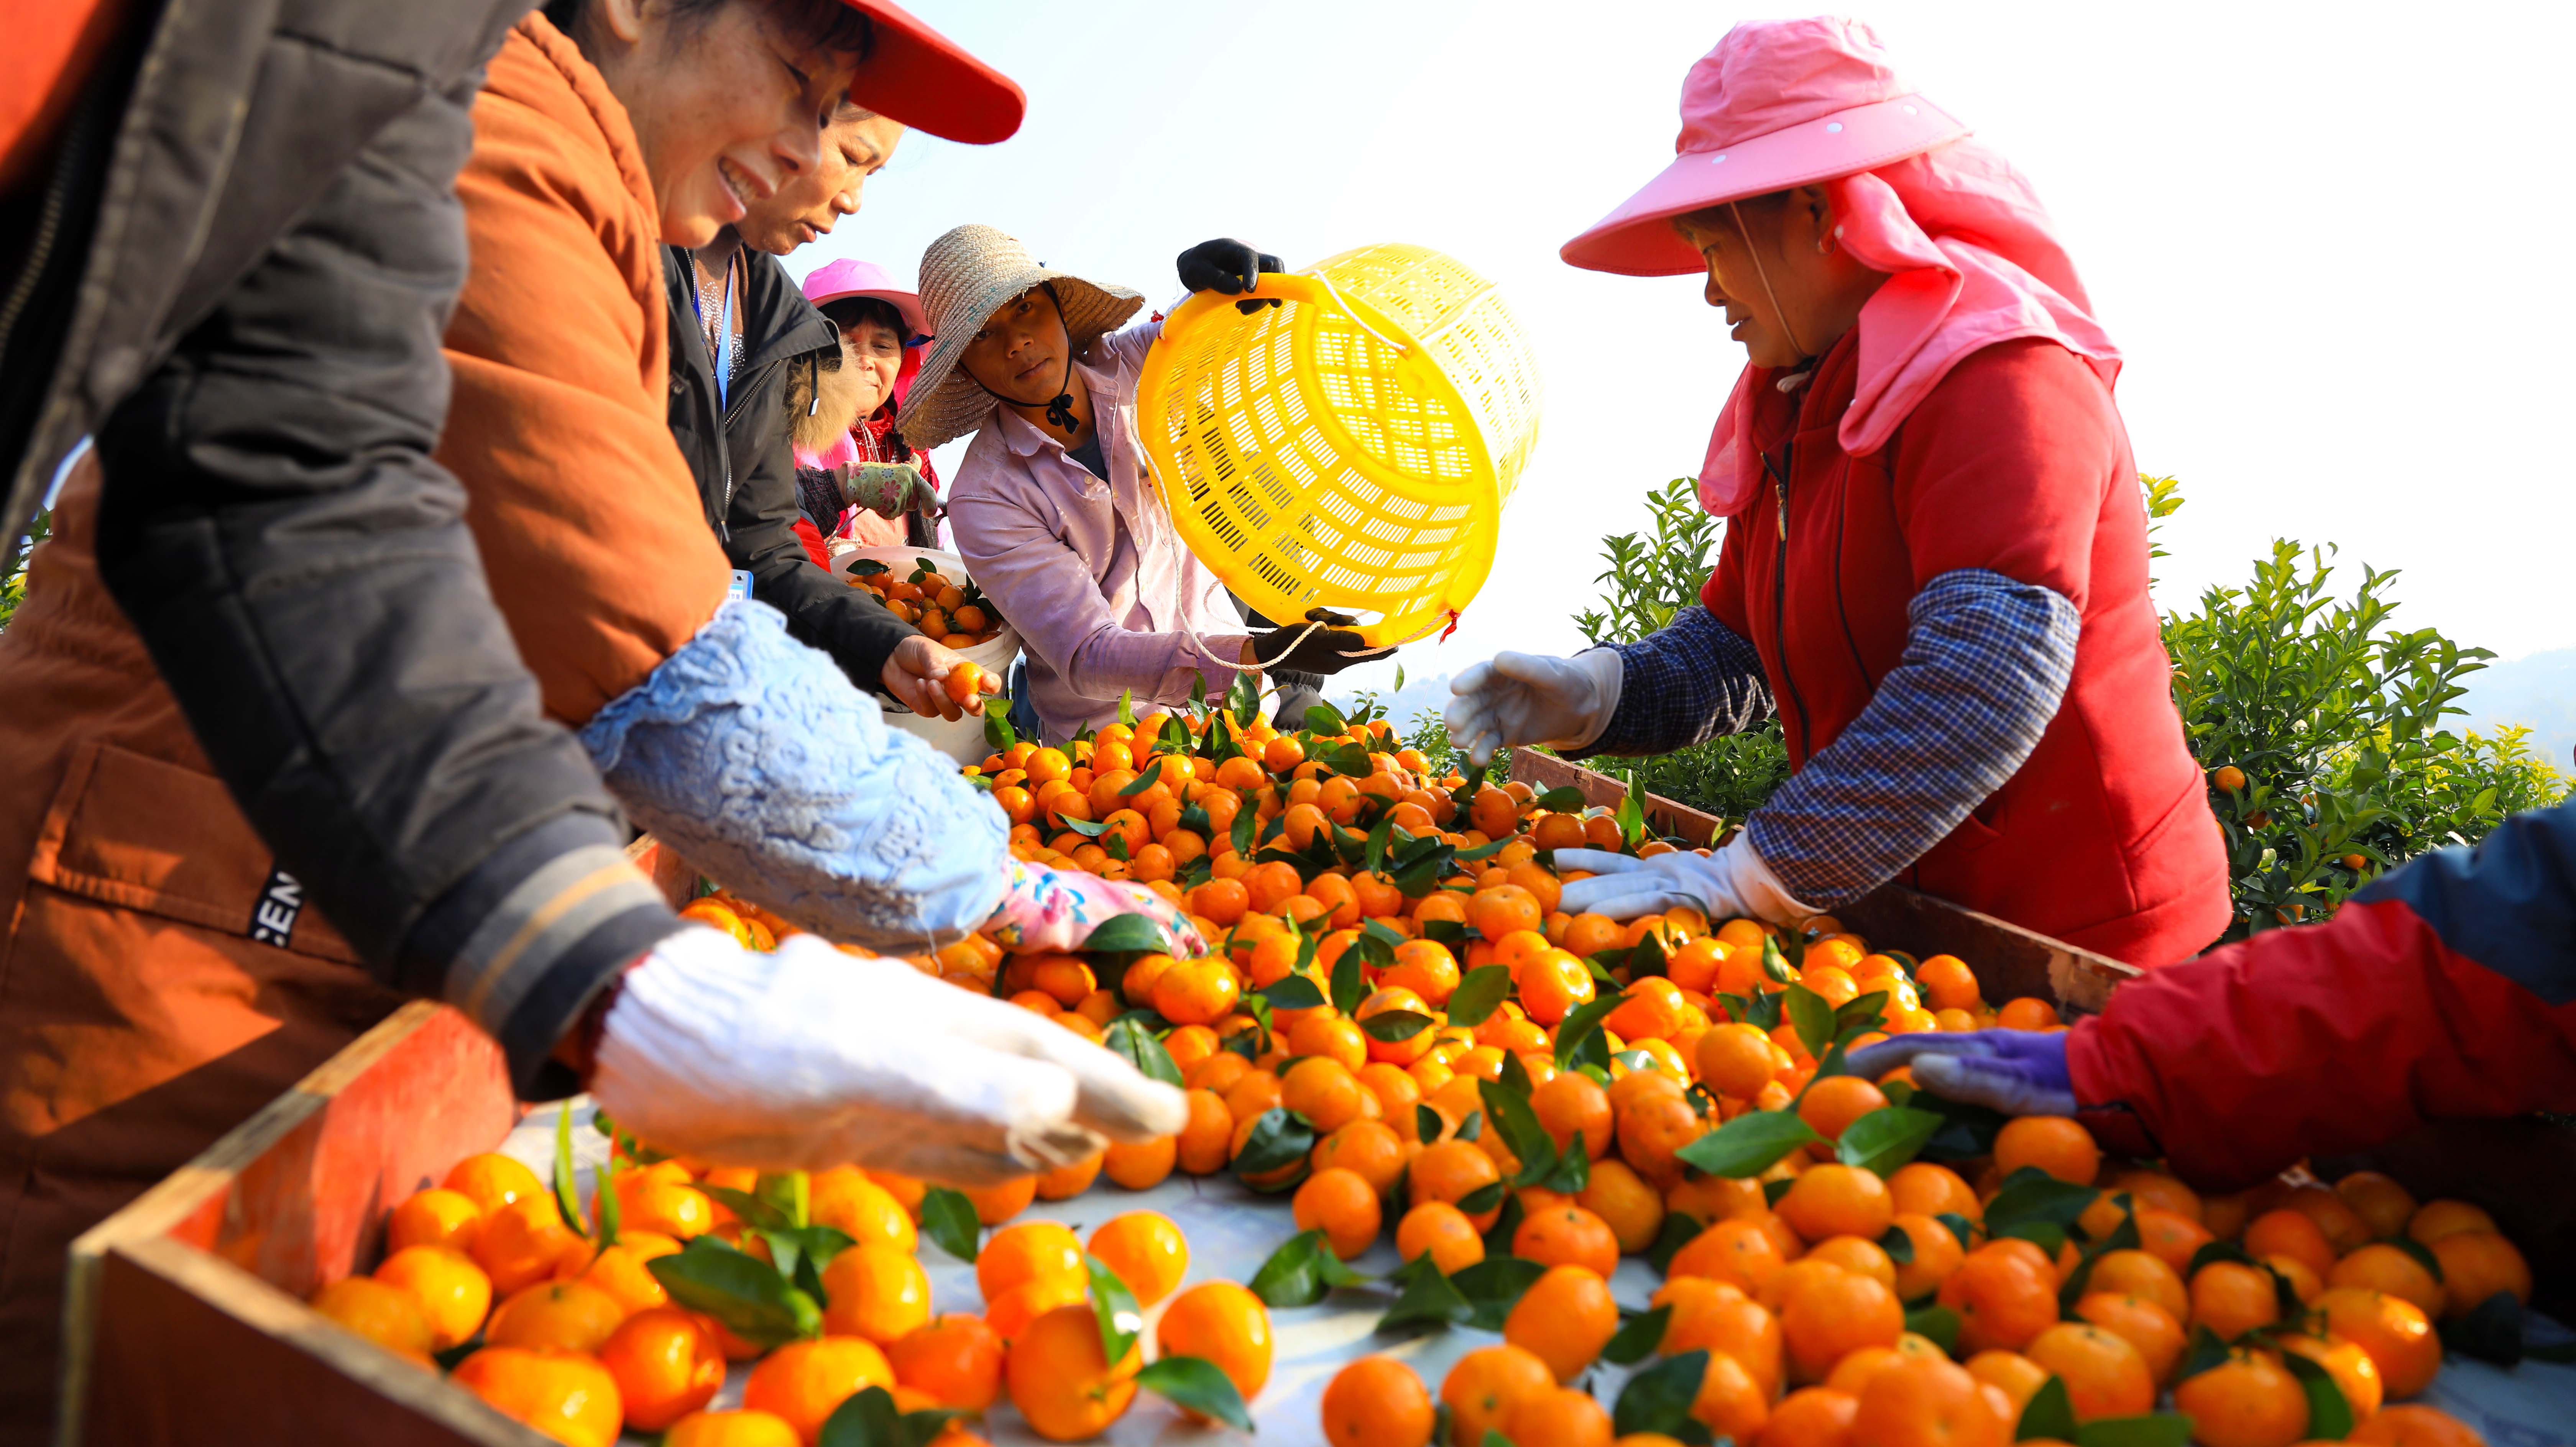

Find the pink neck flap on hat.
xmin=1560 ymin=17 xmax=2120 ymax=518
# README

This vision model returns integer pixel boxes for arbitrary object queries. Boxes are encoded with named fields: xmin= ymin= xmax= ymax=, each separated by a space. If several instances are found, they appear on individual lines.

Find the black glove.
xmin=1177 ymin=237 xmax=1283 ymax=314
xmin=1246 ymin=609 xmax=1396 ymax=676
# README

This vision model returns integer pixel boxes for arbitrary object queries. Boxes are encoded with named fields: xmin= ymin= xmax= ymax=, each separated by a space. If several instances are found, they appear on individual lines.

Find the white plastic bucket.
xmin=833 ymin=545 xmax=1024 ymax=763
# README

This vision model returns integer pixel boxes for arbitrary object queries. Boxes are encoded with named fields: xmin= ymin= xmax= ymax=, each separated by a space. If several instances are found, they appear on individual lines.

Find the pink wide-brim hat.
xmin=1561 ymin=17 xmax=1971 ymax=276
xmin=802 ymin=258 xmax=932 ymax=338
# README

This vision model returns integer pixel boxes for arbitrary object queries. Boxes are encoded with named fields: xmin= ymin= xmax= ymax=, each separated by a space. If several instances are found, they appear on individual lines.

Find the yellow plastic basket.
xmin=1135 ymin=243 xmax=1543 ymax=647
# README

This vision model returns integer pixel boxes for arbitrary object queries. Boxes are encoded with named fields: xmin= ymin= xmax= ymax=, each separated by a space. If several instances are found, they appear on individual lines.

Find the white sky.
xmin=790 ymin=0 xmax=2576 ymax=706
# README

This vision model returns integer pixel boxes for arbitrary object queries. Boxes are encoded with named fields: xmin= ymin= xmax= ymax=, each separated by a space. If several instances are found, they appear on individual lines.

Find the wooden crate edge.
xmin=77 ymin=1233 xmax=550 ymax=1447
xmin=58 ymin=998 xmax=457 ymax=1447
xmin=1507 ymin=747 xmax=1727 ymax=846
xmin=1505 ymin=748 xmax=2139 ymax=1012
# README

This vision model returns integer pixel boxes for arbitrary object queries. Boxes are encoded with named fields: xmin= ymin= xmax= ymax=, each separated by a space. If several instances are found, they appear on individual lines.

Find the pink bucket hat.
xmin=1564 ymin=17 xmax=2121 ymax=519
xmin=802 ymin=258 xmax=931 ymax=338
xmin=1561 ymin=17 xmax=1968 ymax=276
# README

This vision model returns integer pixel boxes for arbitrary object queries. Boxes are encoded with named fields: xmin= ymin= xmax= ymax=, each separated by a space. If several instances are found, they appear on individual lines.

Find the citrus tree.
xmin=2164 ymin=524 xmax=2565 ymax=939
xmin=1556 ymin=474 xmax=2564 ymax=946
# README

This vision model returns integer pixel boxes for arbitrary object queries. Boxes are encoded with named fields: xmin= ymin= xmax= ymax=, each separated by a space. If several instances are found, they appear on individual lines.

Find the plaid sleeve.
xmin=1746 ymin=568 xmax=2078 ymax=905
xmin=1570 ymin=604 xmax=1774 ymax=760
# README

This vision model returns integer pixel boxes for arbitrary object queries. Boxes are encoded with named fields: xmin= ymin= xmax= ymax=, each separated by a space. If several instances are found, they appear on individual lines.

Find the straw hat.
xmin=899 ymin=225 xmax=1143 ymax=451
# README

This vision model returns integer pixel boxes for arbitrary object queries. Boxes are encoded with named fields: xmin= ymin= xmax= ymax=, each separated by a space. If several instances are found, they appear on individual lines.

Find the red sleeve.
xmin=1886 ymin=339 xmax=2123 ymax=608
xmin=792 ymin=515 xmax=830 ymax=571
xmin=2065 ymin=898 xmax=2576 ymax=1191
xmin=1702 ymin=504 xmax=1753 ymax=638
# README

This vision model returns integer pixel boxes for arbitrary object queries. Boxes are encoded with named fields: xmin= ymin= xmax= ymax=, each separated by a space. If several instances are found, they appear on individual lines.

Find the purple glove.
xmin=1845 ymin=1029 xmax=2077 ymax=1117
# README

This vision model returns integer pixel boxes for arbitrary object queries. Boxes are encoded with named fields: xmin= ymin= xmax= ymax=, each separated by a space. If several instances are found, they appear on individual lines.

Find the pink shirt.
xmin=946 ymin=322 xmax=1249 ymax=742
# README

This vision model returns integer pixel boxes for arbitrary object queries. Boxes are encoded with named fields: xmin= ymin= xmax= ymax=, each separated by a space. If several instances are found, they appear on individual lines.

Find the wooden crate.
xmin=1508 ymin=748 xmax=2139 ymax=1012
xmin=56 ymin=827 xmax=2134 ymax=1443
xmin=54 ymin=837 xmax=699 ymax=1447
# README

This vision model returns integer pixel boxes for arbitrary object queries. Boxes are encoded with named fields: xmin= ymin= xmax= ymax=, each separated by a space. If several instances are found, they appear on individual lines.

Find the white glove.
xmin=1443 ymin=650 xmax=1625 ymax=766
xmin=1553 ymin=835 xmax=1815 ymax=926
xmin=591 ymin=928 xmax=1187 ymax=1184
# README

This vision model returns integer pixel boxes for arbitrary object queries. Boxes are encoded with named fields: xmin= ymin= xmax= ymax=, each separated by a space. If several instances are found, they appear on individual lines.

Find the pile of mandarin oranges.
xmin=304 ymin=703 xmax=2525 ymax=1447
xmin=843 ymin=558 xmax=1006 ymax=652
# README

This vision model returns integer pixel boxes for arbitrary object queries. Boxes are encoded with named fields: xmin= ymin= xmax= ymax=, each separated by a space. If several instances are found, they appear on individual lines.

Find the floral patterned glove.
xmin=983 ymin=859 xmax=1207 ymax=957
xmin=840 ymin=460 xmax=935 ymax=520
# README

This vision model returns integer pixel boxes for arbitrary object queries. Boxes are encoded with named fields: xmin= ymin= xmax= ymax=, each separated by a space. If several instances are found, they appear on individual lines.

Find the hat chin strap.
xmin=1729 ymin=201 xmax=1811 ymax=364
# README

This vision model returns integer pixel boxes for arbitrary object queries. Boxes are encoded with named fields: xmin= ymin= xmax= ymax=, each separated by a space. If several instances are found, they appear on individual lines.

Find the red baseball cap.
xmin=841 ymin=0 xmax=1025 ymax=144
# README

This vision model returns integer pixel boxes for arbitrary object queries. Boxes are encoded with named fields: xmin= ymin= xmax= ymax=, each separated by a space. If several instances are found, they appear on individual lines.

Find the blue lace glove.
xmin=582 ymin=600 xmax=1009 ymax=949
xmin=1845 ymin=1029 xmax=2077 ymax=1117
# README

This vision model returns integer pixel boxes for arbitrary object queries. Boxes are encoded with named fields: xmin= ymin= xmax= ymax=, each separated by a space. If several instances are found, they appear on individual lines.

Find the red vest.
xmin=1704 ymin=336 xmax=2228 ymax=966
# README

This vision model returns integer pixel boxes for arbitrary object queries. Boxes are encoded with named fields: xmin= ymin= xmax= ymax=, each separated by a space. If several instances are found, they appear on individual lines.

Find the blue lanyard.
xmin=687 ymin=254 xmax=737 ymax=410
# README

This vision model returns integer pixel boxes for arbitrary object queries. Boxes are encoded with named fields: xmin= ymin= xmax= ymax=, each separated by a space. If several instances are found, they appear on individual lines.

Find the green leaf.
xmin=1455 ymin=1257 xmax=1548 ymax=1331
xmin=1835 ymin=1106 xmax=1945 ymax=1176
xmin=1078 ymin=913 xmax=1168 ymax=955
xmin=1541 ymin=1134 xmax=1591 ymax=1194
xmin=1904 ymin=1303 xmax=1962 ymax=1355
xmin=757 ymin=1171 xmax=810 ymax=1230
xmin=1231 ymin=793 xmax=1258 ymax=855
xmin=1457 ymin=1180 xmax=1505 ymax=1216
xmin=1247 ymin=1227 xmax=1369 ymax=1307
xmin=2059 ymin=1195 xmax=2141 ymax=1310
xmin=1116 ymin=768 xmax=1157 ymax=798
xmin=1532 ymin=786 xmax=1587 ymax=814
xmin=1879 ymin=1222 xmax=1917 ymax=1267
xmin=2071 ymin=1415 xmax=2197 ymax=1447
xmin=1135 ymin=1354 xmax=1254 ymax=1431
xmin=1476 ymin=1078 xmax=1560 ymax=1186
xmin=1602 ymin=1304 xmax=1673 ymax=1366
xmin=1497 ymin=1049 xmax=1534 ymax=1100
xmin=552 ymin=1107 xmax=589 ymax=1242
xmin=1364 ymin=814 xmax=1396 ymax=875
xmin=759 ymin=1224 xmax=855 ymax=1302
xmin=1360 ymin=1009 xmax=1437 ymax=1043
xmin=981 ymin=709 xmax=1017 ymax=753
xmin=702 ymin=1185 xmax=794 ymax=1233
xmin=918 ymin=1188 xmax=981 ymax=1263
xmin=1457 ymin=1110 xmax=1484 ymax=1142
xmin=1983 ymin=1167 xmax=2101 ymax=1254
xmin=1085 ymin=1252 xmax=1144 ymax=1365
xmin=1937 ymin=1212 xmax=1978 ymax=1252
xmin=1307 ymin=702 xmax=1350 ymax=736
xmin=2017 ymin=1376 xmax=2078 ymax=1441
xmin=2279 ymin=1347 xmax=2354 ymax=1439
xmin=1648 ymin=1212 xmax=1705 ymax=1275
xmin=1835 ymin=989 xmax=1891 ymax=1035
xmin=2440 ymin=1290 xmax=2527 ymax=1367
xmin=2185 ymin=1239 xmax=2255 ymax=1277
xmin=1330 ymin=942 xmax=1367 ymax=1016
xmin=1228 ymin=671 xmax=1263 ymax=728
xmin=2176 ymin=1325 xmax=2233 ymax=1382
xmin=1612 ymin=1349 xmax=1709 ymax=1440
xmin=1257 ymin=974 xmax=1327 ymax=1010
xmin=1783 ymin=982 xmax=1837 ymax=1060
xmin=1376 ymin=1253 xmax=1474 ymax=1335
xmin=1233 ymin=1108 xmax=1319 ymax=1184
xmin=596 ymin=1153 xmax=622 ymax=1248
xmin=1118 ymin=689 xmax=1136 ymax=726
xmin=1551 ymin=993 xmax=1626 ymax=1071
xmin=1626 ymin=929 xmax=1668 ymax=980
xmin=647 ymin=1236 xmax=821 ymax=1348
xmin=1447 ymin=965 xmax=1515 ymax=1027
xmin=2385 ymin=1234 xmax=2444 ymax=1281
xmin=1103 ymin=1017 xmax=1185 ymax=1087
xmin=1763 ymin=1177 xmax=1795 ymax=1207
xmin=1672 ymin=1109 xmax=1822 ymax=1178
